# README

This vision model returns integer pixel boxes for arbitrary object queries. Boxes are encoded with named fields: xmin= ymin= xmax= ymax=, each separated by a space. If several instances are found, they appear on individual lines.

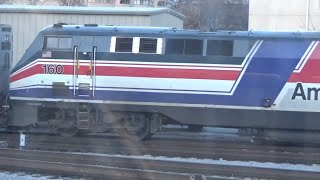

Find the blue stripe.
xmin=232 ymin=40 xmax=312 ymax=106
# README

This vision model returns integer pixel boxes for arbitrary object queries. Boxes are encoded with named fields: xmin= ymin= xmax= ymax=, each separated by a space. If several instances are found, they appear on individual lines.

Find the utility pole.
xmin=306 ymin=0 xmax=310 ymax=30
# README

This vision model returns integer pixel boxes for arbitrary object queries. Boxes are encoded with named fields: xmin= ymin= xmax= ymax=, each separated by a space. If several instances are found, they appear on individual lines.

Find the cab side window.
xmin=165 ymin=39 xmax=203 ymax=55
xmin=207 ymin=40 xmax=233 ymax=56
xmin=206 ymin=39 xmax=255 ymax=57
xmin=44 ymin=36 xmax=72 ymax=50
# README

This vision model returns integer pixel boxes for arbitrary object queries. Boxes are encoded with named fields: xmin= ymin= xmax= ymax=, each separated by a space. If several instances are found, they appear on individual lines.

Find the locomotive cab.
xmin=9 ymin=24 xmax=163 ymax=139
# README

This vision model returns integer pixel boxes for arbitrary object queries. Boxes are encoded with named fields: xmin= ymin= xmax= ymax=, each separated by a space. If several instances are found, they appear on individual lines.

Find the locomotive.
xmin=6 ymin=23 xmax=320 ymax=140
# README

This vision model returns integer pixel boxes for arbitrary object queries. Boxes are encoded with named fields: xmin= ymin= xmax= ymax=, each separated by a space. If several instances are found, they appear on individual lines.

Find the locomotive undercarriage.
xmin=10 ymin=99 xmax=320 ymax=143
xmin=36 ymin=102 xmax=162 ymax=140
xmin=0 ymin=108 xmax=8 ymax=128
xmin=0 ymin=94 xmax=10 ymax=128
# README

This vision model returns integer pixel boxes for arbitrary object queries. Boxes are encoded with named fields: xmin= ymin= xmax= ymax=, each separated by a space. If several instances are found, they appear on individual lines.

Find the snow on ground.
xmin=0 ymin=170 xmax=254 ymax=180
xmin=0 ymin=171 xmax=85 ymax=180
xmin=67 ymin=150 xmax=320 ymax=173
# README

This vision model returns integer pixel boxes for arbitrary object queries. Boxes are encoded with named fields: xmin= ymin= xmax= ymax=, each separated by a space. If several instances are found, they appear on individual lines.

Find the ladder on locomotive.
xmin=77 ymin=103 xmax=90 ymax=129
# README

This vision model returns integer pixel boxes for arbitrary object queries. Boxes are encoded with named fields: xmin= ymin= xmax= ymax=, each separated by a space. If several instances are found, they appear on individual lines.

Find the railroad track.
xmin=1 ymin=133 xmax=320 ymax=165
xmin=0 ymin=148 xmax=319 ymax=180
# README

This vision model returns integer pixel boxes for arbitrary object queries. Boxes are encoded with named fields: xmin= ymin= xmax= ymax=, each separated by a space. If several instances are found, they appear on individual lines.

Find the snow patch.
xmin=0 ymin=171 xmax=81 ymax=180
xmin=70 ymin=151 xmax=320 ymax=172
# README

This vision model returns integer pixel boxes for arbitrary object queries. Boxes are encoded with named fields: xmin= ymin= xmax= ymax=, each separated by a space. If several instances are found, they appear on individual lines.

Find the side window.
xmin=233 ymin=40 xmax=255 ymax=57
xmin=120 ymin=0 xmax=130 ymax=4
xmin=165 ymin=39 xmax=203 ymax=55
xmin=45 ymin=37 xmax=59 ymax=49
xmin=165 ymin=39 xmax=184 ymax=55
xmin=2 ymin=27 xmax=11 ymax=32
xmin=115 ymin=37 xmax=133 ymax=52
xmin=139 ymin=38 xmax=157 ymax=53
xmin=1 ymin=42 xmax=11 ymax=50
xmin=44 ymin=37 xmax=72 ymax=50
xmin=185 ymin=39 xmax=203 ymax=55
xmin=59 ymin=37 xmax=72 ymax=49
xmin=4 ymin=53 xmax=9 ymax=69
xmin=207 ymin=40 xmax=233 ymax=56
xmin=207 ymin=39 xmax=255 ymax=57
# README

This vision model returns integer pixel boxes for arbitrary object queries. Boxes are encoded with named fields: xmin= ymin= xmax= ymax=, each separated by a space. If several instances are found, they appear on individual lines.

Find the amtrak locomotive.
xmin=5 ymin=23 xmax=320 ymax=140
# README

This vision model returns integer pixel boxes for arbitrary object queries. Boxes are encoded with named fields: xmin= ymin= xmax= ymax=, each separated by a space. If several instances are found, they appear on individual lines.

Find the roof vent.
xmin=53 ymin=23 xmax=67 ymax=28
xmin=84 ymin=24 xmax=98 ymax=27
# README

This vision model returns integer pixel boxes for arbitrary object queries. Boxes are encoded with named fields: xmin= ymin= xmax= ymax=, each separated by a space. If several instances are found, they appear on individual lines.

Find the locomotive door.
xmin=72 ymin=36 xmax=97 ymax=97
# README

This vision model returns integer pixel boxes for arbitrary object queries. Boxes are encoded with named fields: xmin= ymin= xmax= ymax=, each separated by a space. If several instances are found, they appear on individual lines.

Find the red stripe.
xmin=10 ymin=65 xmax=43 ymax=82
xmin=289 ymin=45 xmax=320 ymax=83
xmin=11 ymin=64 xmax=240 ymax=83
xmin=95 ymin=66 xmax=240 ymax=80
xmin=96 ymin=62 xmax=242 ymax=69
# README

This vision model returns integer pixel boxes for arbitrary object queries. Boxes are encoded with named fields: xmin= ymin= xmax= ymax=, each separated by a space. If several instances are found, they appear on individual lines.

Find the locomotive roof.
xmin=40 ymin=24 xmax=320 ymax=39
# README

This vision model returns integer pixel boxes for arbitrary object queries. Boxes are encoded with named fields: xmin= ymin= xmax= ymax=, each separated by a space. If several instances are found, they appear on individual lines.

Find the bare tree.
xmin=204 ymin=0 xmax=248 ymax=31
xmin=167 ymin=0 xmax=248 ymax=31
xmin=27 ymin=0 xmax=40 ymax=5
xmin=58 ymin=0 xmax=85 ymax=6
xmin=167 ymin=0 xmax=206 ymax=29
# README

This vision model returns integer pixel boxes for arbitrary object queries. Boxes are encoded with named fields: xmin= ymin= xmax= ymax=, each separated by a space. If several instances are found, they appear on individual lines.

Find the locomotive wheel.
xmin=56 ymin=126 xmax=79 ymax=137
xmin=187 ymin=125 xmax=204 ymax=132
xmin=120 ymin=114 xmax=152 ymax=140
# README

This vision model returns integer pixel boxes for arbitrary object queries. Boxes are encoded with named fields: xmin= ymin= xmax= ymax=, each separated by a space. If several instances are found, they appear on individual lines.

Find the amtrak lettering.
xmin=292 ymin=83 xmax=320 ymax=101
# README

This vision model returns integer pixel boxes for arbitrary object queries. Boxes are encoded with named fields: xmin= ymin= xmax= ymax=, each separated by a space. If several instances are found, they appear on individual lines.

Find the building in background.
xmin=249 ymin=0 xmax=320 ymax=30
xmin=1 ymin=0 xmax=250 ymax=31
xmin=2 ymin=0 xmax=168 ymax=6
xmin=87 ymin=0 xmax=166 ymax=7
xmin=0 ymin=5 xmax=183 ymax=65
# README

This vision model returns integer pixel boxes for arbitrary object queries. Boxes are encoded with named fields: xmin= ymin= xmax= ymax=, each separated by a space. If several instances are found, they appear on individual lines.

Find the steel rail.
xmin=1 ymin=134 xmax=320 ymax=165
xmin=0 ymin=148 xmax=319 ymax=180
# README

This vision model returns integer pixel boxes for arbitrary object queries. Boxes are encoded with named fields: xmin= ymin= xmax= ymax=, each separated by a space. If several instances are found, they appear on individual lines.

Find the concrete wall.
xmin=0 ymin=5 xmax=183 ymax=66
xmin=249 ymin=0 xmax=320 ymax=30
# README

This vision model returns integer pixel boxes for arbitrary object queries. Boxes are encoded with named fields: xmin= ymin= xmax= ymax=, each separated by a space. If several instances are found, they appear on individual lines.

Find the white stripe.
xmin=156 ymin=38 xmax=163 ymax=54
xmin=273 ymin=83 xmax=295 ymax=107
xmin=294 ymin=41 xmax=316 ymax=71
xmin=10 ymin=74 xmax=236 ymax=95
xmin=239 ymin=40 xmax=261 ymax=67
xmin=11 ymin=74 xmax=72 ymax=89
xmin=230 ymin=40 xmax=263 ymax=94
xmin=294 ymin=41 xmax=319 ymax=73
